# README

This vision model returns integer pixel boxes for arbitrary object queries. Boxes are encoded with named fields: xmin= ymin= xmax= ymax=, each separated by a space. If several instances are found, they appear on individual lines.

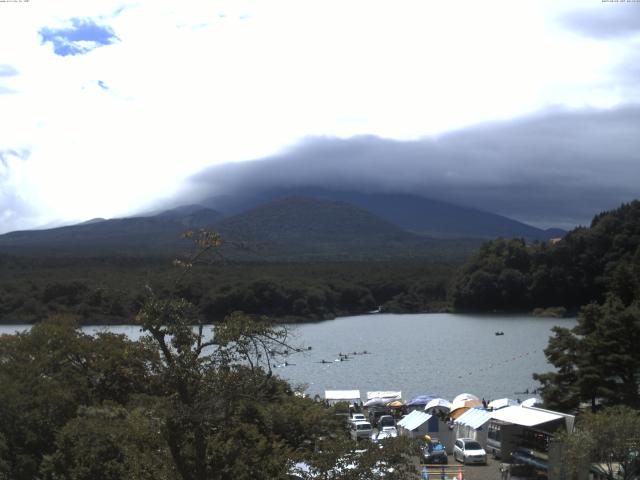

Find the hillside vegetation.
xmin=451 ymin=200 xmax=640 ymax=312
xmin=0 ymin=256 xmax=455 ymax=325
xmin=449 ymin=201 xmax=640 ymax=412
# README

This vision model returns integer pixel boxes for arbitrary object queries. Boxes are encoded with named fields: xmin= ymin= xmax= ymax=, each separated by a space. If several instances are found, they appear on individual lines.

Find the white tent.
xmin=453 ymin=408 xmax=492 ymax=447
xmin=397 ymin=410 xmax=432 ymax=437
xmin=488 ymin=398 xmax=519 ymax=410
xmin=366 ymin=391 xmax=401 ymax=400
xmin=424 ymin=398 xmax=452 ymax=412
xmin=521 ymin=398 xmax=541 ymax=408
xmin=324 ymin=390 xmax=361 ymax=405
xmin=452 ymin=393 xmax=479 ymax=403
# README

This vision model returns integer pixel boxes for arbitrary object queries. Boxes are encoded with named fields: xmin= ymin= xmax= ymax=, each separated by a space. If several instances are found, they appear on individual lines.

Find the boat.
xmin=495 ymin=331 xmax=504 ymax=336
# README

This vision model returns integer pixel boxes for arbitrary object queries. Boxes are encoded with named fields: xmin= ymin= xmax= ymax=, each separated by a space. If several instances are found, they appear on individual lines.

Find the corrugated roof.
xmin=324 ymin=390 xmax=361 ymax=401
xmin=491 ymin=405 xmax=563 ymax=427
xmin=454 ymin=408 xmax=492 ymax=429
xmin=367 ymin=391 xmax=401 ymax=400
xmin=397 ymin=410 xmax=432 ymax=431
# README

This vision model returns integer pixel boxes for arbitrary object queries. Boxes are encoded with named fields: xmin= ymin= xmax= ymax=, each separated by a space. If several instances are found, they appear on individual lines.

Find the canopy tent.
xmin=324 ymin=390 xmax=361 ymax=405
xmin=397 ymin=410 xmax=433 ymax=431
xmin=364 ymin=397 xmax=395 ymax=408
xmin=406 ymin=394 xmax=438 ymax=407
xmin=490 ymin=405 xmax=563 ymax=427
xmin=521 ymin=398 xmax=541 ymax=408
xmin=449 ymin=399 xmax=482 ymax=420
xmin=452 ymin=393 xmax=479 ymax=403
xmin=366 ymin=391 xmax=401 ymax=400
xmin=488 ymin=398 xmax=519 ymax=410
xmin=454 ymin=408 xmax=492 ymax=430
xmin=424 ymin=398 xmax=452 ymax=412
xmin=387 ymin=400 xmax=405 ymax=408
xmin=452 ymin=407 xmax=492 ymax=447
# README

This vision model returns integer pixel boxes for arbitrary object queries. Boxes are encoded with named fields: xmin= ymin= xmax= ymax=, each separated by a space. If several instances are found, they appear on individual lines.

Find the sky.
xmin=0 ymin=0 xmax=639 ymax=234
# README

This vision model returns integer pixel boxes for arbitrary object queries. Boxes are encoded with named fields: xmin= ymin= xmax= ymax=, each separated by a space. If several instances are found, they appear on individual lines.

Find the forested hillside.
xmin=450 ymin=200 xmax=640 ymax=312
xmin=0 ymin=256 xmax=454 ymax=325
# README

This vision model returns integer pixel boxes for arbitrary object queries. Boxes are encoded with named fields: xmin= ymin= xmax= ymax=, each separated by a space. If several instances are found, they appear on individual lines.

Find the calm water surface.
xmin=0 ymin=313 xmax=575 ymax=402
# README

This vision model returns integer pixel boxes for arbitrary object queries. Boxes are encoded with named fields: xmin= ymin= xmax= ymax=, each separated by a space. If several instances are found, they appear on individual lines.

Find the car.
xmin=349 ymin=413 xmax=367 ymax=424
xmin=372 ymin=426 xmax=398 ymax=442
xmin=377 ymin=415 xmax=395 ymax=429
xmin=368 ymin=408 xmax=390 ymax=427
xmin=453 ymin=438 xmax=487 ymax=465
xmin=350 ymin=421 xmax=373 ymax=441
xmin=423 ymin=441 xmax=448 ymax=464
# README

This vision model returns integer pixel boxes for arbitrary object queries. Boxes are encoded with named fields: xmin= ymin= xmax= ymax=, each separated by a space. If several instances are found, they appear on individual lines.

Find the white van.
xmin=350 ymin=421 xmax=372 ymax=441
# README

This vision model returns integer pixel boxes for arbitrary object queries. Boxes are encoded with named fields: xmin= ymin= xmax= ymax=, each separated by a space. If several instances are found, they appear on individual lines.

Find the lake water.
xmin=0 ymin=313 xmax=575 ymax=403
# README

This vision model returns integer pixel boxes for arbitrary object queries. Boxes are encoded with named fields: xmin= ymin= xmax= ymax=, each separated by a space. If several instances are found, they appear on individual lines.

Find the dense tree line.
xmin=0 ymin=232 xmax=424 ymax=479
xmin=0 ymin=257 xmax=454 ymax=325
xmin=0 ymin=313 xmax=421 ymax=480
xmin=450 ymin=201 xmax=640 ymax=412
xmin=451 ymin=200 xmax=640 ymax=312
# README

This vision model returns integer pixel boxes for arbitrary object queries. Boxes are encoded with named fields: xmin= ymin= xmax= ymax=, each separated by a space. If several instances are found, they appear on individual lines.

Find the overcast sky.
xmin=1 ymin=0 xmax=639 ymax=233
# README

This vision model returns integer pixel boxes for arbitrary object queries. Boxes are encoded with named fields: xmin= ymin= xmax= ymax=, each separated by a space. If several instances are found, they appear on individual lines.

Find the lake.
xmin=0 ymin=313 xmax=575 ymax=403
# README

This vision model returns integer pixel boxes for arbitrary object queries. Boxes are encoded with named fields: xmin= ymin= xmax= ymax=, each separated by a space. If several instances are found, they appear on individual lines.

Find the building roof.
xmin=454 ymin=408 xmax=492 ymax=429
xmin=397 ymin=410 xmax=432 ymax=431
xmin=324 ymin=390 xmax=361 ymax=402
xmin=490 ymin=405 xmax=563 ymax=427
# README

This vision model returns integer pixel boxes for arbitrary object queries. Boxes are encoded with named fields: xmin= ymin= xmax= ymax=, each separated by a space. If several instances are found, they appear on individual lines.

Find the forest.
xmin=1 ymin=203 xmax=640 ymax=478
xmin=451 ymin=201 xmax=640 ymax=416
xmin=0 ymin=256 xmax=454 ymax=325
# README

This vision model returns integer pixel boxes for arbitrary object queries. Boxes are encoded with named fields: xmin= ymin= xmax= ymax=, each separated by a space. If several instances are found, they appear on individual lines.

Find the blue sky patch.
xmin=40 ymin=18 xmax=119 ymax=56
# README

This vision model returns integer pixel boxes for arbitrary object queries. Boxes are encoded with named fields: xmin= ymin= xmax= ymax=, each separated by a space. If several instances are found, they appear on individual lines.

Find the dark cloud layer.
xmin=182 ymin=106 xmax=640 ymax=229
xmin=39 ymin=18 xmax=119 ymax=56
xmin=561 ymin=5 xmax=640 ymax=38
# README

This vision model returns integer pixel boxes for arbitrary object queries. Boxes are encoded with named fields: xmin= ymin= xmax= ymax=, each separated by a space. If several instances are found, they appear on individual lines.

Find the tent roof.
xmin=454 ymin=408 xmax=492 ymax=429
xmin=491 ymin=406 xmax=563 ymax=427
xmin=425 ymin=398 xmax=452 ymax=411
xmin=324 ymin=390 xmax=361 ymax=402
xmin=397 ymin=410 xmax=432 ymax=431
xmin=406 ymin=394 xmax=438 ymax=407
xmin=488 ymin=398 xmax=519 ymax=410
xmin=367 ymin=391 xmax=401 ymax=400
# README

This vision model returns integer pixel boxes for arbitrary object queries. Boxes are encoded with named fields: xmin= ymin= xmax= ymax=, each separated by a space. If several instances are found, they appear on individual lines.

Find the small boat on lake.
xmin=495 ymin=331 xmax=504 ymax=336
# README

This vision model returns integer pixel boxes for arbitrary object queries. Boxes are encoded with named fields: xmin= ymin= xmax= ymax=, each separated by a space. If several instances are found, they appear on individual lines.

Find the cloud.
xmin=183 ymin=105 xmax=640 ymax=229
xmin=561 ymin=5 xmax=640 ymax=38
xmin=0 ymin=64 xmax=18 ymax=95
xmin=0 ymin=149 xmax=38 ymax=233
xmin=39 ymin=17 xmax=119 ymax=56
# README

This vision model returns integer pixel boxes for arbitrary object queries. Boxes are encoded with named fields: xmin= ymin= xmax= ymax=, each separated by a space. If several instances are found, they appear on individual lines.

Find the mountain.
xmin=0 ymin=197 xmax=480 ymax=260
xmin=201 ymin=187 xmax=561 ymax=240
xmin=0 ymin=207 xmax=223 ymax=255
xmin=213 ymin=196 xmax=470 ymax=260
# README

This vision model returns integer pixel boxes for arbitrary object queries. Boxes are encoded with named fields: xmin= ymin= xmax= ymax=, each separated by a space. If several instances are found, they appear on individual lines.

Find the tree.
xmin=535 ymin=297 xmax=640 ymax=411
xmin=0 ymin=315 xmax=158 ymax=480
xmin=557 ymin=406 xmax=640 ymax=480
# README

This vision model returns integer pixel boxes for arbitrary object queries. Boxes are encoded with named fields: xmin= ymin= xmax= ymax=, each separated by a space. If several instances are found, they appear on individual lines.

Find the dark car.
xmin=377 ymin=415 xmax=395 ymax=429
xmin=368 ymin=409 xmax=389 ymax=427
xmin=423 ymin=441 xmax=448 ymax=465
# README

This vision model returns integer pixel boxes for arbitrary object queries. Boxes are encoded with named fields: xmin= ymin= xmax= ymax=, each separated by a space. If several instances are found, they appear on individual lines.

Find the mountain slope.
xmin=213 ymin=196 xmax=479 ymax=260
xmin=202 ymin=187 xmax=562 ymax=240
xmin=0 ymin=207 xmax=223 ymax=255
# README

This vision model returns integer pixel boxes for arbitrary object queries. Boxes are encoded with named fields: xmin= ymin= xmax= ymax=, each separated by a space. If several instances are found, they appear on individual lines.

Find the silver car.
xmin=453 ymin=438 xmax=487 ymax=465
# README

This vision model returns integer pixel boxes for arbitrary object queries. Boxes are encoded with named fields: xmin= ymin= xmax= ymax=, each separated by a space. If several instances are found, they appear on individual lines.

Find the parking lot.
xmin=420 ymin=456 xmax=503 ymax=480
